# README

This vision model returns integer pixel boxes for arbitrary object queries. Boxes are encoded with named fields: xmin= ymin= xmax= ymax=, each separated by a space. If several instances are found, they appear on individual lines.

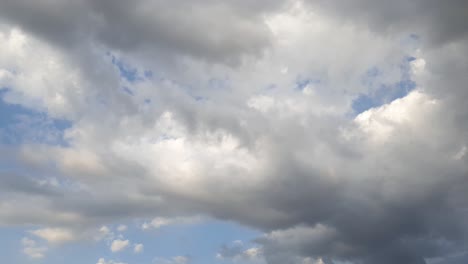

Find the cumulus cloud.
xmin=30 ymin=227 xmax=76 ymax=244
xmin=95 ymin=225 xmax=113 ymax=241
xmin=133 ymin=243 xmax=144 ymax=254
xmin=110 ymin=239 xmax=130 ymax=253
xmin=217 ymin=240 xmax=265 ymax=263
xmin=1 ymin=1 xmax=468 ymax=264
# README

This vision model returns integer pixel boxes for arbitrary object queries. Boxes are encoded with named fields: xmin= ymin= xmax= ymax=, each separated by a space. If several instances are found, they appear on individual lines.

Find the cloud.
xmin=97 ymin=258 xmax=127 ymax=264
xmin=134 ymin=243 xmax=144 ymax=254
xmin=302 ymin=0 xmax=468 ymax=46
xmin=110 ymin=239 xmax=130 ymax=253
xmin=30 ymin=227 xmax=76 ymax=244
xmin=95 ymin=225 xmax=114 ymax=241
xmin=154 ymin=256 xmax=189 ymax=264
xmin=141 ymin=216 xmax=201 ymax=230
xmin=217 ymin=240 xmax=265 ymax=263
xmin=142 ymin=217 xmax=171 ymax=230
xmin=0 ymin=0 xmax=286 ymax=64
xmin=117 ymin=225 xmax=127 ymax=232
xmin=21 ymin=237 xmax=47 ymax=259
xmin=1 ymin=1 xmax=468 ymax=264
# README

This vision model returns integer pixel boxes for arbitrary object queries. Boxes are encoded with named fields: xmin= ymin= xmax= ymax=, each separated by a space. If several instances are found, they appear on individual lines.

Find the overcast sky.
xmin=1 ymin=1 xmax=468 ymax=264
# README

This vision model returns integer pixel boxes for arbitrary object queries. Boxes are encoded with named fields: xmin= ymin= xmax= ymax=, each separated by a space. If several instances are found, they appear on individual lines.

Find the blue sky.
xmin=0 ymin=220 xmax=260 ymax=264
xmin=0 ymin=89 xmax=71 ymax=146
xmin=351 ymin=57 xmax=417 ymax=115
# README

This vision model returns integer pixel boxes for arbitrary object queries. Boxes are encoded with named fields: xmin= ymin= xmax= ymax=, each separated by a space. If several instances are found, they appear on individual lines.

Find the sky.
xmin=0 ymin=1 xmax=468 ymax=264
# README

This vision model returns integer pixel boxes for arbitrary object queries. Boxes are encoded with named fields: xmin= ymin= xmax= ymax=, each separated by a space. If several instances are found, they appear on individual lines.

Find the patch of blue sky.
xmin=352 ymin=82 xmax=414 ymax=114
xmin=182 ymin=77 xmax=231 ymax=103
xmin=10 ymin=219 xmax=262 ymax=264
xmin=193 ymin=95 xmax=207 ymax=102
xmin=401 ymin=33 xmax=421 ymax=54
xmin=0 ymin=227 xmax=25 ymax=264
xmin=121 ymin=86 xmax=134 ymax=96
xmin=295 ymin=76 xmax=321 ymax=91
xmin=177 ymin=84 xmax=207 ymax=103
xmin=365 ymin=66 xmax=381 ymax=78
xmin=111 ymin=219 xmax=261 ymax=264
xmin=20 ymin=231 xmax=113 ymax=264
xmin=351 ymin=57 xmax=417 ymax=115
xmin=0 ymin=89 xmax=72 ymax=146
xmin=144 ymin=70 xmax=154 ymax=79
xmin=406 ymin=56 xmax=417 ymax=62
xmin=182 ymin=83 xmax=211 ymax=103
xmin=46 ymin=241 xmax=106 ymax=264
xmin=107 ymin=53 xmax=153 ymax=83
xmin=409 ymin=33 xmax=420 ymax=40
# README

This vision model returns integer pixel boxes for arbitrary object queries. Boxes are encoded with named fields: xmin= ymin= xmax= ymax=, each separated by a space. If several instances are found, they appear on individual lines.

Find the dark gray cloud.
xmin=303 ymin=0 xmax=468 ymax=46
xmin=0 ymin=0 xmax=285 ymax=64
xmin=0 ymin=172 xmax=61 ymax=198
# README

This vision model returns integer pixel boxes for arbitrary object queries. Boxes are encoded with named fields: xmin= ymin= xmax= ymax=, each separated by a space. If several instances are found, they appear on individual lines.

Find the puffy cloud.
xmin=30 ymin=227 xmax=76 ymax=244
xmin=217 ymin=240 xmax=265 ymax=263
xmin=110 ymin=239 xmax=130 ymax=253
xmin=133 ymin=243 xmax=143 ymax=254
xmin=95 ymin=225 xmax=113 ymax=241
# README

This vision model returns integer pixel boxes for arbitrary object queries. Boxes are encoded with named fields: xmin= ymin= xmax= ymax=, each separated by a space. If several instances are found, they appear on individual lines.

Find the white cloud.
xmin=244 ymin=247 xmax=262 ymax=258
xmin=301 ymin=257 xmax=325 ymax=264
xmin=410 ymin=58 xmax=426 ymax=75
xmin=95 ymin=225 xmax=114 ymax=242
xmin=217 ymin=240 xmax=264 ymax=263
xmin=173 ymin=256 xmax=189 ymax=264
xmin=453 ymin=145 xmax=467 ymax=160
xmin=30 ymin=227 xmax=76 ymax=244
xmin=96 ymin=258 xmax=127 ymax=264
xmin=354 ymin=90 xmax=439 ymax=144
xmin=247 ymin=95 xmax=276 ymax=113
xmin=21 ymin=237 xmax=47 ymax=259
xmin=134 ymin=243 xmax=144 ymax=253
xmin=154 ymin=256 xmax=189 ymax=264
xmin=110 ymin=239 xmax=130 ymax=252
xmin=117 ymin=225 xmax=127 ymax=232
xmin=142 ymin=217 xmax=171 ymax=229
xmin=100 ymin=226 xmax=111 ymax=234
xmin=142 ymin=216 xmax=201 ymax=230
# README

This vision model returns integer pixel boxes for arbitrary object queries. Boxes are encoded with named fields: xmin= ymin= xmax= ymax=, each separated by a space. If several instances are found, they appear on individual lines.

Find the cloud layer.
xmin=1 ymin=1 xmax=468 ymax=263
